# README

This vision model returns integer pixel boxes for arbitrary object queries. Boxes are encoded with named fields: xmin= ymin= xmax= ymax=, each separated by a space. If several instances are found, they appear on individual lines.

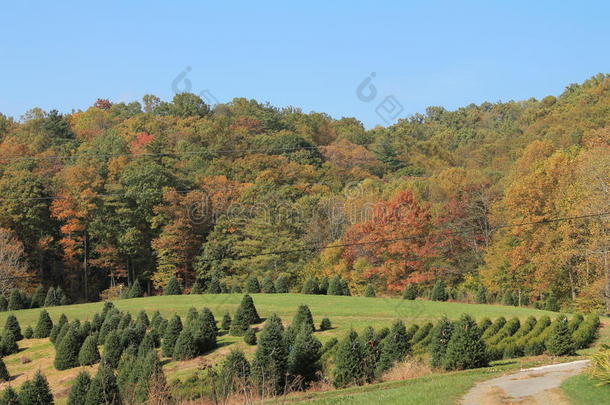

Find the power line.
xmin=220 ymin=211 xmax=610 ymax=260
xmin=0 ymin=189 xmax=204 ymax=202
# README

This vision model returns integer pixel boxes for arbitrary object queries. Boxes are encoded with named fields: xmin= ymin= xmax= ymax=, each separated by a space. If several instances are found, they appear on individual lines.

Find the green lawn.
xmin=0 ymin=293 xmax=563 ymax=343
xmin=561 ymin=373 xmax=610 ymax=404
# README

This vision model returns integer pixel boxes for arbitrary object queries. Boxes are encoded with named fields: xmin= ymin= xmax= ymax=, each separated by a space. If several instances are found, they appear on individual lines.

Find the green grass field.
xmin=561 ymin=373 xmax=610 ymax=404
xmin=0 ymin=293 xmax=564 ymax=342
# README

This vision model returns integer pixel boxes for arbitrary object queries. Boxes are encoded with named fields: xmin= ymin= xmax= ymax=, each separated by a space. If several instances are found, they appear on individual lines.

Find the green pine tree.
xmin=327 ymin=276 xmax=342 ymax=295
xmin=431 ymin=280 xmax=448 ymax=301
xmin=85 ymin=358 xmax=122 ymax=405
xmin=274 ymin=275 xmax=289 ymax=293
xmin=44 ymin=287 xmax=57 ymax=307
xmin=128 ymin=280 xmax=142 ymax=298
xmin=261 ymin=276 xmax=276 ymax=293
xmin=103 ymin=331 xmax=123 ymax=369
xmin=0 ymin=296 xmax=7 ymax=312
xmin=24 ymin=325 xmax=33 ymax=339
xmin=172 ymin=329 xmax=197 ymax=360
xmin=333 ymin=330 xmax=365 ymax=388
xmin=546 ymin=315 xmax=575 ymax=356
xmin=221 ymin=311 xmax=232 ymax=330
xmin=34 ymin=310 xmax=53 ymax=338
xmin=244 ymin=328 xmax=257 ymax=345
xmin=429 ymin=317 xmax=453 ymax=368
xmin=251 ymin=314 xmax=288 ymax=395
xmin=221 ymin=350 xmax=251 ymax=393
xmin=402 ymin=284 xmax=417 ymax=300
xmin=68 ymin=371 xmax=91 ymax=405
xmin=54 ymin=326 xmax=80 ymax=370
xmin=443 ymin=314 xmax=488 ymax=370
xmin=475 ymin=286 xmax=487 ymax=304
xmin=319 ymin=318 xmax=332 ymax=331
xmin=190 ymin=282 xmax=202 ymax=294
xmin=4 ymin=314 xmax=22 ymax=341
xmin=318 ymin=277 xmax=329 ymax=295
xmin=79 ymin=334 xmax=101 ymax=366
xmin=30 ymin=285 xmax=46 ymax=309
xmin=206 ymin=276 xmax=221 ymax=294
xmin=301 ymin=278 xmax=319 ymax=294
xmin=375 ymin=320 xmax=410 ymax=376
xmin=287 ymin=323 xmax=321 ymax=387
xmin=245 ymin=276 xmax=260 ymax=293
xmin=1 ymin=386 xmax=19 ymax=405
xmin=163 ymin=276 xmax=182 ymax=295
xmin=29 ymin=371 xmax=54 ymax=405
xmin=133 ymin=351 xmax=168 ymax=404
xmin=161 ymin=315 xmax=183 ymax=357
xmin=1 ymin=330 xmax=19 ymax=355
xmin=0 ymin=358 xmax=9 ymax=381
xmin=364 ymin=284 xmax=376 ymax=297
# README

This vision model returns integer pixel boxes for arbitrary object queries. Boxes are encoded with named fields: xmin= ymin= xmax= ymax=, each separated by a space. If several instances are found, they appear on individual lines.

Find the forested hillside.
xmin=0 ymin=74 xmax=608 ymax=312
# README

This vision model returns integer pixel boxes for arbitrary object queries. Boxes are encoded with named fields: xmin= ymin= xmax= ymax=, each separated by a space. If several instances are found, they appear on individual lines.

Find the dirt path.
xmin=460 ymin=360 xmax=590 ymax=405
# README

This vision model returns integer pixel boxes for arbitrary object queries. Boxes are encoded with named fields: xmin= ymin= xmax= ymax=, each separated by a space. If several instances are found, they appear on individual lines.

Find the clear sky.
xmin=1 ymin=0 xmax=609 ymax=127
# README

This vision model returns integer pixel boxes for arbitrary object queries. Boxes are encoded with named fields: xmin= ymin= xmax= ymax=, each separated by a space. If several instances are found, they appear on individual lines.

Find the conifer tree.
xmin=286 ymin=304 xmax=315 ymax=343
xmin=431 ymin=279 xmax=448 ymax=301
xmin=221 ymin=349 xmax=251 ymax=391
xmin=251 ymin=314 xmax=288 ymax=395
xmin=8 ymin=289 xmax=27 ymax=311
xmin=172 ymin=329 xmax=197 ymax=360
xmin=375 ymin=320 xmax=410 ymax=376
xmin=185 ymin=307 xmax=198 ymax=328
xmin=402 ymin=284 xmax=417 ymax=300
xmin=443 ymin=314 xmax=488 ymax=370
xmin=24 ymin=325 xmax=33 ymax=339
xmin=229 ymin=295 xmax=261 ymax=336
xmin=221 ymin=311 xmax=232 ymax=330
xmin=546 ymin=315 xmax=575 ymax=356
xmin=85 ymin=358 xmax=121 ymax=405
xmin=333 ymin=330 xmax=365 ymax=388
xmin=68 ymin=371 xmax=91 ymax=405
xmin=190 ymin=282 xmax=202 ymax=294
xmin=327 ymin=276 xmax=342 ymax=295
xmin=163 ymin=276 xmax=182 ymax=295
xmin=128 ymin=280 xmax=142 ymax=298
xmin=79 ymin=334 xmax=101 ymax=366
xmin=339 ymin=278 xmax=350 ymax=295
xmin=134 ymin=351 xmax=168 ymax=404
xmin=44 ymin=287 xmax=57 ymax=307
xmin=54 ymin=326 xmax=80 ymax=370
xmin=0 ymin=330 xmax=18 ymax=355
xmin=25 ymin=371 xmax=54 ymax=405
xmin=475 ymin=286 xmax=487 ymax=304
xmin=30 ymin=285 xmax=46 ymax=309
xmin=103 ymin=331 xmax=123 ymax=369
xmin=301 ymin=278 xmax=318 ymax=294
xmin=4 ymin=315 xmax=22 ymax=341
xmin=287 ymin=323 xmax=321 ymax=387
xmin=1 ymin=386 xmax=19 ymax=405
xmin=364 ymin=284 xmax=375 ymax=297
xmin=274 ymin=275 xmax=289 ymax=293
xmin=0 ymin=358 xmax=9 ymax=381
xmin=360 ymin=326 xmax=381 ymax=383
xmin=135 ymin=310 xmax=149 ymax=329
xmin=318 ymin=277 xmax=329 ymax=295
xmin=195 ymin=308 xmax=217 ymax=352
xmin=245 ymin=276 xmax=260 ymax=293
xmin=244 ymin=327 xmax=257 ymax=345
xmin=319 ymin=318 xmax=332 ymax=331
xmin=34 ymin=310 xmax=53 ymax=338
xmin=261 ymin=276 xmax=275 ymax=293
xmin=206 ymin=276 xmax=221 ymax=294
xmin=430 ymin=317 xmax=453 ymax=368
xmin=161 ymin=315 xmax=183 ymax=357
xmin=0 ymin=296 xmax=7 ymax=312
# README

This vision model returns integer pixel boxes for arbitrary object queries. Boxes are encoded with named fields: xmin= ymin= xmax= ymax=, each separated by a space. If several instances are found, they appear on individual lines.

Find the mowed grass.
xmin=0 ymin=293 xmax=563 ymax=342
xmin=561 ymin=373 xmax=610 ymax=404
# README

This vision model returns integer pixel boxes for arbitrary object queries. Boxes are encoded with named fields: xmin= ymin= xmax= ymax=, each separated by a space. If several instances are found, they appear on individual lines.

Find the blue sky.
xmin=1 ymin=0 xmax=609 ymax=127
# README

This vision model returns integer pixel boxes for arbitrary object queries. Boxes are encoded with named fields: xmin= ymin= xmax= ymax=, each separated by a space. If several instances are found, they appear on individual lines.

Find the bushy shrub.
xmin=572 ymin=314 xmax=600 ymax=349
xmin=481 ymin=317 xmax=506 ymax=340
xmin=411 ymin=322 xmax=433 ymax=344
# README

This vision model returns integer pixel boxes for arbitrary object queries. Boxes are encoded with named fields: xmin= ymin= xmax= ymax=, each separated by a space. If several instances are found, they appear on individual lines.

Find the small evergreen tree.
xmin=544 ymin=292 xmax=559 ymax=312
xmin=274 ymin=275 xmax=289 ymax=293
xmin=430 ymin=317 xmax=453 ymax=368
xmin=44 ymin=287 xmax=57 ymax=307
xmin=30 ymin=285 xmax=46 ymax=309
xmin=245 ymin=276 xmax=260 ymax=293
xmin=375 ymin=320 xmax=410 ymax=376
xmin=221 ymin=311 xmax=232 ymax=330
xmin=244 ymin=327 xmax=257 ymax=345
xmin=164 ymin=276 xmax=182 ymax=295
xmin=251 ymin=314 xmax=288 ymax=395
xmin=261 ymin=276 xmax=275 ymax=293
xmin=364 ymin=284 xmax=375 ymax=297
xmin=24 ymin=325 xmax=33 ymax=339
xmin=21 ymin=371 xmax=54 ymax=405
xmin=301 ymin=278 xmax=318 ymax=294
xmin=431 ymin=280 xmax=448 ymax=301
xmin=68 ymin=371 xmax=91 ymax=405
xmin=4 ymin=314 xmax=22 ymax=341
xmin=318 ymin=277 xmax=329 ymax=295
xmin=333 ymin=330 xmax=365 ymax=388
xmin=287 ymin=323 xmax=321 ymax=387
xmin=103 ymin=331 xmax=123 ymax=368
xmin=192 ymin=308 xmax=217 ymax=353
xmin=207 ymin=276 xmax=221 ymax=294
xmin=319 ymin=318 xmax=332 ymax=331
xmin=402 ymin=284 xmax=417 ymax=300
xmin=134 ymin=351 xmax=169 ymax=404
xmin=0 ymin=296 xmax=7 ymax=312
xmin=1 ymin=330 xmax=19 ymax=355
xmin=475 ymin=286 xmax=487 ymax=304
xmin=136 ymin=310 xmax=149 ymax=329
xmin=443 ymin=314 xmax=488 ymax=370
xmin=502 ymin=291 xmax=516 ymax=306
xmin=8 ymin=289 xmax=26 ymax=311
xmin=339 ymin=279 xmax=350 ymax=296
xmin=161 ymin=315 xmax=183 ymax=357
xmin=34 ymin=310 xmax=53 ymax=338
xmin=546 ymin=315 xmax=575 ymax=356
xmin=79 ymin=335 xmax=101 ymax=366
xmin=128 ymin=279 xmax=143 ymax=298
xmin=173 ymin=329 xmax=197 ymax=360
xmin=190 ymin=282 xmax=202 ymax=294
xmin=55 ymin=326 xmax=80 ymax=370
xmin=327 ymin=276 xmax=342 ymax=295
xmin=222 ymin=350 xmax=250 ymax=390
xmin=85 ymin=359 xmax=121 ymax=405
xmin=0 ymin=358 xmax=9 ymax=381
xmin=1 ymin=386 xmax=19 ymax=405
